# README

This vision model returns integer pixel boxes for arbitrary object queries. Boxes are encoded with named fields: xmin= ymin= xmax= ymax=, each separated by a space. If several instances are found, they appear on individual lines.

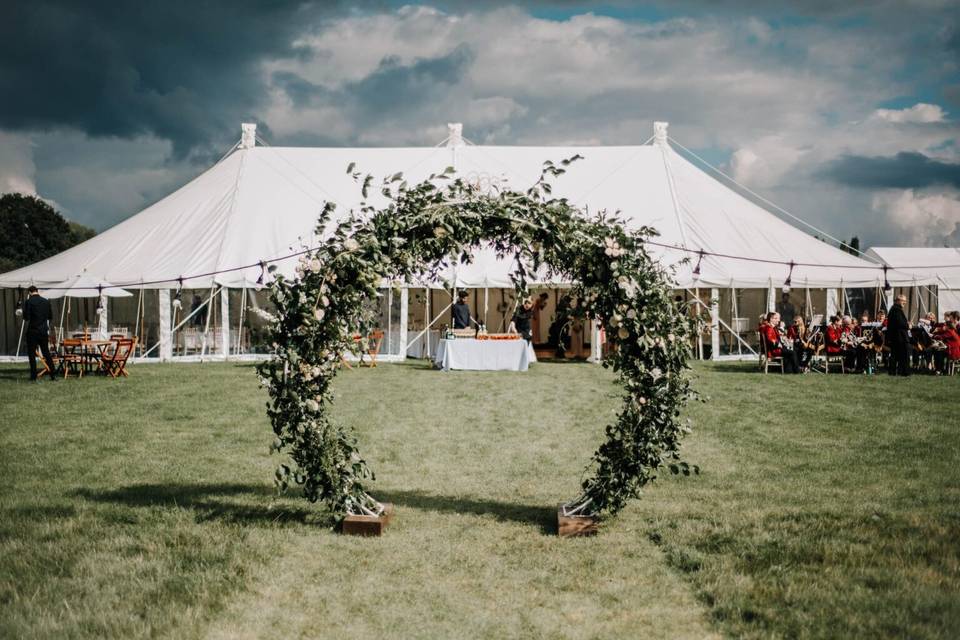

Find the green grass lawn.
xmin=0 ymin=360 xmax=957 ymax=639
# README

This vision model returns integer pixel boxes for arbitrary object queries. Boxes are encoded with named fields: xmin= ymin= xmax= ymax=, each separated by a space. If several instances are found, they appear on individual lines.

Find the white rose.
xmin=618 ymin=327 xmax=629 ymax=340
xmin=314 ymin=308 xmax=325 ymax=322
xmin=344 ymin=238 xmax=360 ymax=251
xmin=309 ymin=258 xmax=322 ymax=273
xmin=305 ymin=399 xmax=319 ymax=412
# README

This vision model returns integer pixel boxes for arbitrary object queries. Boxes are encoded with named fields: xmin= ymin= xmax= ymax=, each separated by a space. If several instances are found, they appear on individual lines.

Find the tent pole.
xmin=386 ymin=287 xmax=393 ymax=355
xmin=695 ymin=286 xmax=703 ymax=360
xmin=58 ymin=297 xmax=67 ymax=347
xmin=731 ymin=285 xmax=741 ymax=356
xmin=237 ymin=287 xmax=247 ymax=354
xmin=158 ymin=289 xmax=172 ymax=362
xmin=200 ymin=285 xmax=216 ymax=360
xmin=15 ymin=318 xmax=24 ymax=358
xmin=710 ymin=288 xmax=720 ymax=360
xmin=425 ymin=288 xmax=432 ymax=358
xmin=685 ymin=289 xmax=757 ymax=355
xmin=220 ymin=286 xmax=230 ymax=361
xmin=398 ymin=286 xmax=409 ymax=358
xmin=484 ymin=287 xmax=489 ymax=327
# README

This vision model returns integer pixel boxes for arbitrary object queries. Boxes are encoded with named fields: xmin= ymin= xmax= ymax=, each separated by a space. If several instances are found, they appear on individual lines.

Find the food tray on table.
xmin=451 ymin=328 xmax=476 ymax=338
xmin=476 ymin=333 xmax=521 ymax=340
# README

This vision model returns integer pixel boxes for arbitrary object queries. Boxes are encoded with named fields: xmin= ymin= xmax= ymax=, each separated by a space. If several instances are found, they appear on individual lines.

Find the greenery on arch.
xmin=256 ymin=158 xmax=697 ymax=522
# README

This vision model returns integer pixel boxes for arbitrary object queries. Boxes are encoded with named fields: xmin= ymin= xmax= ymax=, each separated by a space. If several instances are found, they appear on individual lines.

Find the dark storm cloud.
xmin=271 ymin=44 xmax=475 ymax=122
xmin=820 ymin=152 xmax=960 ymax=189
xmin=0 ymin=1 xmax=350 ymax=157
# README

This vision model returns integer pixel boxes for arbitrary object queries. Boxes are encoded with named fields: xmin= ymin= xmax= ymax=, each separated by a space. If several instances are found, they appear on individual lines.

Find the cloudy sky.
xmin=1 ymin=1 xmax=958 ymax=248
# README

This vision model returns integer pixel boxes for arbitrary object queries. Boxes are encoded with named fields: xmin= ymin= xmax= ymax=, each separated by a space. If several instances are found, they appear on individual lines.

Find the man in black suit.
xmin=886 ymin=294 xmax=911 ymax=376
xmin=21 ymin=286 xmax=58 ymax=381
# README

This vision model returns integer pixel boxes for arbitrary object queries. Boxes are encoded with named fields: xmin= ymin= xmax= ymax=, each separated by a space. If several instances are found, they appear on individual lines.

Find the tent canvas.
xmin=865 ymin=246 xmax=960 ymax=314
xmin=0 ymin=123 xmax=921 ymax=292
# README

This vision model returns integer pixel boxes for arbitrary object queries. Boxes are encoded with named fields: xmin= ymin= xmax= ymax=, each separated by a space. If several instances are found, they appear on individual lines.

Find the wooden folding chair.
xmin=100 ymin=338 xmax=136 ymax=378
xmin=362 ymin=330 xmax=384 ymax=368
xmin=60 ymin=338 xmax=85 ymax=378
xmin=757 ymin=332 xmax=783 ymax=374
xmin=36 ymin=339 xmax=62 ymax=379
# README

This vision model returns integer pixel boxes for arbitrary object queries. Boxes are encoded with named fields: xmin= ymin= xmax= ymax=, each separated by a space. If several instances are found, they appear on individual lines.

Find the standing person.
xmin=530 ymin=292 xmax=549 ymax=345
xmin=508 ymin=297 xmax=535 ymax=342
xmin=776 ymin=293 xmax=796 ymax=326
xmin=887 ymin=294 xmax=911 ymax=376
xmin=452 ymin=290 xmax=471 ymax=329
xmin=22 ymin=286 xmax=58 ymax=381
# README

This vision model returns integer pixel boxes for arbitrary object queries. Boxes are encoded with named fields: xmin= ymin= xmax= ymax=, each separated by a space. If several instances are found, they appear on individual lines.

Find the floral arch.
xmin=257 ymin=159 xmax=697 ymax=523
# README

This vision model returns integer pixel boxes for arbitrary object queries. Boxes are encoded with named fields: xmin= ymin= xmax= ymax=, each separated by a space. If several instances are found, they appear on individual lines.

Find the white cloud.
xmin=0 ymin=131 xmax=38 ymax=195
xmin=872 ymin=103 xmax=947 ymax=124
xmin=871 ymin=187 xmax=960 ymax=246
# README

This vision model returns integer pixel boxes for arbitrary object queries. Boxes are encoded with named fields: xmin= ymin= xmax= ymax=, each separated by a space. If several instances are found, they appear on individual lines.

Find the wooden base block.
xmin=557 ymin=505 xmax=599 ymax=538
xmin=341 ymin=503 xmax=394 ymax=537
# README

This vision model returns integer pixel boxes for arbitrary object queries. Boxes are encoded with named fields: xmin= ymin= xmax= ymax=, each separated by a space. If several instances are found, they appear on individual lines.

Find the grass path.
xmin=206 ymin=361 xmax=718 ymax=639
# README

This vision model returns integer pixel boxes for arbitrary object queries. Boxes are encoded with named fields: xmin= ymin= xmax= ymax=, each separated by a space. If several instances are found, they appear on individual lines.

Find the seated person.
xmin=933 ymin=311 xmax=960 ymax=374
xmin=825 ymin=315 xmax=845 ymax=355
xmin=452 ymin=290 xmax=471 ymax=329
xmin=787 ymin=315 xmax=813 ymax=370
xmin=759 ymin=311 xmax=800 ymax=373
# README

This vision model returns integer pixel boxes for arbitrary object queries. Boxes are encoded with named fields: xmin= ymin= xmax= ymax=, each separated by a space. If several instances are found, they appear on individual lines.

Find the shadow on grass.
xmin=701 ymin=363 xmax=761 ymax=374
xmin=73 ymin=483 xmax=557 ymax=533
xmin=73 ymin=482 xmax=330 ymax=526
xmin=375 ymin=488 xmax=557 ymax=534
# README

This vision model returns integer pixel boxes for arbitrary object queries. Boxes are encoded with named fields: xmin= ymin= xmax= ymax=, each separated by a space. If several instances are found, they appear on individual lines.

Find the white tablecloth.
xmin=434 ymin=338 xmax=536 ymax=371
xmin=407 ymin=330 xmax=441 ymax=359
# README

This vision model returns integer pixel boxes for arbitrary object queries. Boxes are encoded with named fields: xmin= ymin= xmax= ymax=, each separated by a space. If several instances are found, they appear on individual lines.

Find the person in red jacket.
xmin=933 ymin=311 xmax=960 ymax=374
xmin=825 ymin=315 xmax=844 ymax=355
xmin=760 ymin=312 xmax=800 ymax=373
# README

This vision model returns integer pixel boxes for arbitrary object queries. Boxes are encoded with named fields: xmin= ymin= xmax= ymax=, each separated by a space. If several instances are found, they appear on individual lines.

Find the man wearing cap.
xmin=21 ymin=286 xmax=58 ymax=381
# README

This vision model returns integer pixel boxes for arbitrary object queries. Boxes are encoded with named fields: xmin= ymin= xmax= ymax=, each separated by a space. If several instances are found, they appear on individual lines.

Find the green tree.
xmin=0 ymin=193 xmax=96 ymax=273
xmin=839 ymin=236 xmax=860 ymax=255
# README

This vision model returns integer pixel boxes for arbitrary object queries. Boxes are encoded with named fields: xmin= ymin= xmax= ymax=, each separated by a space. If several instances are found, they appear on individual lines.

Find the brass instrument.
xmin=777 ymin=323 xmax=794 ymax=350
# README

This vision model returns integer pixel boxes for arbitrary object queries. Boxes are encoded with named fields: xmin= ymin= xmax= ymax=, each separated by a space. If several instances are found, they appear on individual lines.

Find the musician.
xmin=886 ymin=294 xmax=911 ymax=376
xmin=787 ymin=315 xmax=813 ymax=370
xmin=452 ymin=290 xmax=471 ymax=329
xmin=876 ymin=309 xmax=888 ymax=327
xmin=932 ymin=311 xmax=960 ymax=374
xmin=825 ymin=315 xmax=844 ymax=356
xmin=839 ymin=315 xmax=863 ymax=370
xmin=760 ymin=311 xmax=800 ymax=373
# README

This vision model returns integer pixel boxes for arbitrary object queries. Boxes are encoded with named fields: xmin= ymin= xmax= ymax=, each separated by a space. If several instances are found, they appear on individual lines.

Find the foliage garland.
xmin=257 ymin=158 xmax=697 ymax=522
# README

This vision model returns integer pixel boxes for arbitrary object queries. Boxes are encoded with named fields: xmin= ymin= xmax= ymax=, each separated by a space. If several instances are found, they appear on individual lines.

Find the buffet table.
xmin=434 ymin=338 xmax=536 ymax=372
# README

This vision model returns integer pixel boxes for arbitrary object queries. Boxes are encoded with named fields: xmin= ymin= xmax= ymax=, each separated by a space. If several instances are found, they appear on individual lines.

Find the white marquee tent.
xmin=865 ymin=247 xmax=960 ymax=315
xmin=0 ymin=122 xmax=934 ymax=361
